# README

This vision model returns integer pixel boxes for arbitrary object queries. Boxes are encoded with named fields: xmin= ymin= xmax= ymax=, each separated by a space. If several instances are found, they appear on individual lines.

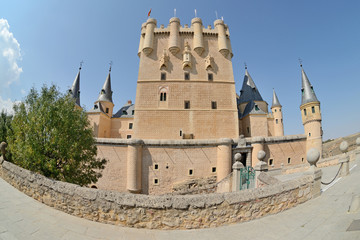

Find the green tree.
xmin=0 ymin=110 xmax=13 ymax=160
xmin=8 ymin=84 xmax=107 ymax=186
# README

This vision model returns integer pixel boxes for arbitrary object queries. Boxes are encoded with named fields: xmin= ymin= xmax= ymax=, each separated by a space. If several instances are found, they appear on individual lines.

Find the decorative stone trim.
xmin=0 ymin=160 xmax=315 ymax=229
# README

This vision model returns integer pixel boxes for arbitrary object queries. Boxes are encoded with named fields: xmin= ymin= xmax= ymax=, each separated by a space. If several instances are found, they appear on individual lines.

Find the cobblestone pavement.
xmin=0 ymin=159 xmax=359 ymax=240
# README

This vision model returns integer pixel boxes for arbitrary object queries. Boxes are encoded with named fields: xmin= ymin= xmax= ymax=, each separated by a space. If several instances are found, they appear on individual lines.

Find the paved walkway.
xmin=1 ymin=159 xmax=360 ymax=240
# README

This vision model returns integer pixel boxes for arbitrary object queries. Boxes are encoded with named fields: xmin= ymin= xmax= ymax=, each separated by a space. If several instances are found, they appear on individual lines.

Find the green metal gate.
xmin=239 ymin=166 xmax=255 ymax=190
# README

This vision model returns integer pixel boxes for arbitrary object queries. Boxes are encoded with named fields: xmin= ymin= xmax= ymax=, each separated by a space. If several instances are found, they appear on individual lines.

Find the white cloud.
xmin=0 ymin=18 xmax=22 ymax=86
xmin=0 ymin=96 xmax=19 ymax=114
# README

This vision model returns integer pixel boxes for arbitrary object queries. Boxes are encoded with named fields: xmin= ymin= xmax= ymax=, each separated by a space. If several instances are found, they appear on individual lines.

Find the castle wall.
xmin=249 ymin=114 xmax=269 ymax=137
xmin=267 ymin=116 xmax=275 ymax=136
xmin=110 ymin=118 xmax=134 ymax=138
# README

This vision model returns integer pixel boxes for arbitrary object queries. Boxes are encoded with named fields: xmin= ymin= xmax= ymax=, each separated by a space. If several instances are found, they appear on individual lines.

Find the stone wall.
xmin=0 ymin=160 xmax=315 ymax=229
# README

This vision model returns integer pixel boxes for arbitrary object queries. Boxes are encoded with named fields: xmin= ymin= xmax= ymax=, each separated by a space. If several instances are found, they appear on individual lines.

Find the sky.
xmin=0 ymin=0 xmax=359 ymax=140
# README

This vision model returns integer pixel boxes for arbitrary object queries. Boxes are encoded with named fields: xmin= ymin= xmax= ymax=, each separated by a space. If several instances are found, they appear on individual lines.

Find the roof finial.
xmin=174 ymin=8 xmax=176 ymax=17
xmin=244 ymin=62 xmax=247 ymax=70
xmin=298 ymin=58 xmax=303 ymax=68
xmin=221 ymin=16 xmax=224 ymax=21
xmin=194 ymin=9 xmax=197 ymax=17
xmin=109 ymin=60 xmax=113 ymax=72
xmin=79 ymin=60 xmax=83 ymax=71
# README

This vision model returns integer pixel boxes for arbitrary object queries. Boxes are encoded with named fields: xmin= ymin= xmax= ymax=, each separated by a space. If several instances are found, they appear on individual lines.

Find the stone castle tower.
xmin=299 ymin=65 xmax=322 ymax=156
xmin=271 ymin=89 xmax=284 ymax=136
xmin=133 ymin=17 xmax=239 ymax=139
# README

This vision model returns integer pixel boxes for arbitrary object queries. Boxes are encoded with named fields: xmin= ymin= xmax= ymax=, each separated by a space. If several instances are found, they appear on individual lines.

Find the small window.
xmin=304 ymin=109 xmax=307 ymax=116
xmin=280 ymin=109 xmax=281 ymax=112
xmin=312 ymin=106 xmax=315 ymax=113
xmin=255 ymin=104 xmax=259 ymax=111
xmin=101 ymin=89 xmax=105 ymax=94
xmin=106 ymin=108 xmax=109 ymax=113
xmin=127 ymin=135 xmax=132 ymax=139
xmin=132 ymin=110 xmax=135 ymax=115
xmin=301 ymin=158 xmax=304 ymax=162
xmin=288 ymin=158 xmax=291 ymax=164
xmin=281 ymin=119 xmax=283 ymax=123
xmin=211 ymin=101 xmax=217 ymax=109
xmin=301 ymin=89 xmax=304 ymax=96
xmin=184 ymin=72 xmax=190 ymax=80
xmin=154 ymin=164 xmax=159 ymax=170
xmin=160 ymin=92 xmax=167 ymax=101
xmin=275 ymin=109 xmax=277 ymax=112
xmin=129 ymin=123 xmax=133 ymax=129
xmin=188 ymin=169 xmax=194 ymax=176
xmin=161 ymin=72 xmax=166 ymax=80
xmin=276 ymin=119 xmax=278 ymax=124
xmin=180 ymin=130 xmax=182 ymax=136
xmin=184 ymin=101 xmax=190 ymax=109
xmin=90 ymin=185 xmax=97 ymax=189
xmin=269 ymin=159 xmax=273 ymax=166
xmin=123 ymin=110 xmax=127 ymax=115
xmin=94 ymin=105 xmax=98 ymax=109
xmin=309 ymin=132 xmax=311 ymax=137
xmin=247 ymin=127 xmax=250 ymax=134
xmin=208 ymin=73 xmax=213 ymax=81
xmin=154 ymin=178 xmax=159 ymax=185
xmin=212 ymin=167 xmax=216 ymax=173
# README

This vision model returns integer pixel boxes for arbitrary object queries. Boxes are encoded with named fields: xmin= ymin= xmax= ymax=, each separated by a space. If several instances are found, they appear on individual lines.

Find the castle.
xmin=68 ymin=17 xmax=323 ymax=194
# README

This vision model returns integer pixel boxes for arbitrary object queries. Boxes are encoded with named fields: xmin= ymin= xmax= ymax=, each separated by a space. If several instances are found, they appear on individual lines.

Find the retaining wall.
xmin=0 ymin=160 xmax=315 ymax=229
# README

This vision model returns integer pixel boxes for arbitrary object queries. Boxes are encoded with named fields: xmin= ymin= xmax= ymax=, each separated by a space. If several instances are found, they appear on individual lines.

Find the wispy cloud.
xmin=0 ymin=18 xmax=22 ymax=86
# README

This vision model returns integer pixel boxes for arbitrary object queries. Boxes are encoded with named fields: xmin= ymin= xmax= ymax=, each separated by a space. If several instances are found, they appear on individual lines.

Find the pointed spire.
xmin=97 ymin=63 xmax=113 ymax=103
xmin=300 ymin=65 xmax=319 ymax=105
xmin=238 ymin=66 xmax=264 ymax=104
xmin=271 ymin=89 xmax=281 ymax=108
xmin=69 ymin=62 xmax=82 ymax=106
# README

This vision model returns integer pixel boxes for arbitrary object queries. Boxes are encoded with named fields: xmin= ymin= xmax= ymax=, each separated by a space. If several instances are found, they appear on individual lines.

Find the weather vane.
xmin=79 ymin=60 xmax=83 ymax=70
xmin=109 ymin=60 xmax=113 ymax=72
xmin=298 ymin=58 xmax=303 ymax=67
xmin=244 ymin=62 xmax=247 ymax=69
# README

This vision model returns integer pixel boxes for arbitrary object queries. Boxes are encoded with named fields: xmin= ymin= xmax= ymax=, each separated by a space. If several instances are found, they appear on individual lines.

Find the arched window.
xmin=159 ymin=87 xmax=168 ymax=102
xmin=160 ymin=92 xmax=167 ymax=101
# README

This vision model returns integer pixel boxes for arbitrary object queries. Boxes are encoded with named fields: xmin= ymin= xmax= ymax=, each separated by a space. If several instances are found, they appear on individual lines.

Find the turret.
xmin=137 ymin=22 xmax=146 ymax=57
xmin=214 ymin=19 xmax=229 ymax=57
xmin=299 ymin=64 xmax=322 ymax=157
xmin=271 ymin=89 xmax=284 ymax=136
xmin=142 ymin=18 xmax=157 ymax=56
xmin=168 ymin=17 xmax=180 ymax=55
xmin=96 ymin=66 xmax=114 ymax=117
xmin=69 ymin=64 xmax=81 ymax=107
xmin=191 ymin=17 xmax=204 ymax=55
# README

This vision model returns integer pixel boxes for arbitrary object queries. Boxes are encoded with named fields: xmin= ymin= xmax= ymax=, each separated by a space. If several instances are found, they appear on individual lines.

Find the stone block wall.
xmin=1 ymin=160 xmax=315 ymax=229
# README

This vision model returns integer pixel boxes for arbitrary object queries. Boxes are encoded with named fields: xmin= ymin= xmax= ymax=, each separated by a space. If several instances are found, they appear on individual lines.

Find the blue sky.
xmin=1 ymin=0 xmax=359 ymax=140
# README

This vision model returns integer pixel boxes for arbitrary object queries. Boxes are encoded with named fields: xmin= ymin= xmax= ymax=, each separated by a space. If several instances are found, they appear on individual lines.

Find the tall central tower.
xmin=133 ymin=17 xmax=239 ymax=139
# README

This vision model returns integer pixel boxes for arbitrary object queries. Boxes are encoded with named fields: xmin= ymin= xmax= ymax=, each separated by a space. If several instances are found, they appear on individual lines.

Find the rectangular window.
xmin=208 ymin=73 xmax=213 ymax=81
xmin=304 ymin=109 xmax=307 ymax=116
xmin=247 ymin=127 xmax=250 ymax=134
xmin=129 ymin=123 xmax=133 ymax=129
xmin=154 ymin=163 xmax=159 ymax=170
xmin=180 ymin=130 xmax=182 ymax=136
xmin=160 ymin=92 xmax=167 ymax=101
xmin=184 ymin=101 xmax=190 ymax=109
xmin=106 ymin=108 xmax=109 ymax=113
xmin=269 ymin=159 xmax=273 ymax=166
xmin=276 ymin=119 xmax=278 ymax=124
xmin=132 ymin=110 xmax=135 ymax=115
xmin=184 ymin=72 xmax=190 ymax=80
xmin=255 ymin=104 xmax=260 ymax=111
xmin=154 ymin=178 xmax=159 ymax=185
xmin=161 ymin=72 xmax=166 ymax=80
xmin=188 ymin=169 xmax=193 ymax=176
xmin=212 ymin=167 xmax=216 ymax=173
xmin=312 ymin=106 xmax=315 ymax=113
xmin=288 ymin=158 xmax=291 ymax=164
xmin=211 ymin=101 xmax=217 ymax=109
xmin=127 ymin=135 xmax=132 ymax=139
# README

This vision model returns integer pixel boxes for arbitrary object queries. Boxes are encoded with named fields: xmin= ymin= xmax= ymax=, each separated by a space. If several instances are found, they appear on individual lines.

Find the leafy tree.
xmin=8 ymin=84 xmax=107 ymax=186
xmin=0 ymin=110 xmax=13 ymax=160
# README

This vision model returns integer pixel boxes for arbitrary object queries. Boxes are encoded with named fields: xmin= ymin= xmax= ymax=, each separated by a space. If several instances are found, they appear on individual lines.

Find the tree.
xmin=0 ymin=110 xmax=13 ymax=160
xmin=8 ymin=84 xmax=107 ymax=186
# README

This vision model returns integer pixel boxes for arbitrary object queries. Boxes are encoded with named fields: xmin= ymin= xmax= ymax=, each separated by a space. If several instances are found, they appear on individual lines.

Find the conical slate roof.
xmin=97 ymin=71 xmax=113 ymax=103
xmin=271 ymin=89 xmax=281 ymax=108
xmin=301 ymin=66 xmax=318 ymax=105
xmin=69 ymin=68 xmax=80 ymax=106
xmin=238 ymin=68 xmax=264 ymax=104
